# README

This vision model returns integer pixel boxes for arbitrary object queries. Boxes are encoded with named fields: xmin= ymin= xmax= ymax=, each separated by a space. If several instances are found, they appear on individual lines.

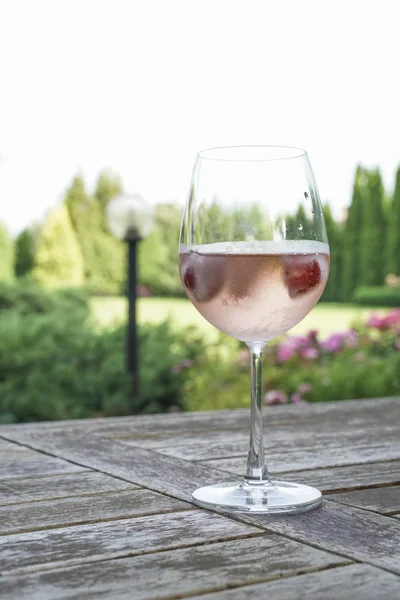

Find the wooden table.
xmin=0 ymin=397 xmax=399 ymax=599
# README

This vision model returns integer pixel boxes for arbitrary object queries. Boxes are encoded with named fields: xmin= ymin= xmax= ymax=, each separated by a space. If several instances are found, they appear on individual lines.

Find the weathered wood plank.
xmin=0 ymin=440 xmax=36 ymax=459
xmin=243 ymin=500 xmax=400 ymax=574
xmin=188 ymin=564 xmax=400 ymax=600
xmin=0 ymin=471 xmax=138 ymax=506
xmin=0 ymin=456 xmax=88 ymax=480
xmin=104 ymin=399 xmax=400 ymax=445
xmin=0 ymin=510 xmax=262 ymax=575
xmin=130 ymin=426 xmax=400 ymax=470
xmin=2 ymin=396 xmax=399 ymax=438
xmin=328 ymin=485 xmax=400 ymax=514
xmin=0 ymin=489 xmax=190 ymax=535
xmin=0 ymin=439 xmax=88 ymax=480
xmin=4 ymin=423 xmax=400 ymax=493
xmin=0 ymin=535 xmax=350 ymax=599
xmin=199 ymin=458 xmax=400 ymax=493
xmin=0 ymin=432 xmax=232 ymax=502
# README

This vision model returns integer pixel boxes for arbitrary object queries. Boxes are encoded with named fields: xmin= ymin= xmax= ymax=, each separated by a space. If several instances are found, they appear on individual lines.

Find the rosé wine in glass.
xmin=179 ymin=241 xmax=329 ymax=343
xmin=179 ymin=145 xmax=330 ymax=514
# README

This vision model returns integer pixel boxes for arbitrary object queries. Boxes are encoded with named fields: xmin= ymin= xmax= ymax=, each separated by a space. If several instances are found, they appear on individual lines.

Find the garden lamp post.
xmin=106 ymin=194 xmax=155 ymax=399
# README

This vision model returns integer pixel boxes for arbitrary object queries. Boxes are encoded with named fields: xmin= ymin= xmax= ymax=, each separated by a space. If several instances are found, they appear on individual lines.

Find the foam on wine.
xmin=179 ymin=240 xmax=330 ymax=342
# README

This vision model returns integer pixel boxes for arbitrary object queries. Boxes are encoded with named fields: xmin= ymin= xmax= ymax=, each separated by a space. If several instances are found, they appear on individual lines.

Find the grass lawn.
xmin=91 ymin=296 xmax=389 ymax=340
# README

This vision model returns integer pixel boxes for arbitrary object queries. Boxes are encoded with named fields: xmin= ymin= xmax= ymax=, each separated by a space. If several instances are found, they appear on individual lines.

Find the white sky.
xmin=1 ymin=0 xmax=400 ymax=233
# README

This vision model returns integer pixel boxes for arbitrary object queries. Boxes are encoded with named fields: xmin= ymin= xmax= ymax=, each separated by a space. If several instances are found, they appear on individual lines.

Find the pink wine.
xmin=179 ymin=241 xmax=329 ymax=342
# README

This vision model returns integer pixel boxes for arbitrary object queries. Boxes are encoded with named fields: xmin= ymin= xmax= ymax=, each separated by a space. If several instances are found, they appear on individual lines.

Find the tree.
xmin=342 ymin=166 xmax=365 ymax=300
xmin=65 ymin=175 xmax=125 ymax=293
xmin=321 ymin=204 xmax=343 ymax=301
xmin=15 ymin=228 xmax=36 ymax=278
xmin=0 ymin=221 xmax=14 ymax=282
xmin=33 ymin=206 xmax=84 ymax=288
xmin=387 ymin=166 xmax=400 ymax=276
xmin=360 ymin=168 xmax=386 ymax=287
xmin=94 ymin=169 xmax=123 ymax=230
xmin=285 ymin=203 xmax=315 ymax=240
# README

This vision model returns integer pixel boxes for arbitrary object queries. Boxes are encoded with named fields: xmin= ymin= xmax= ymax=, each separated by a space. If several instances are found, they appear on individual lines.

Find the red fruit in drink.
xmin=180 ymin=252 xmax=225 ymax=302
xmin=183 ymin=267 xmax=196 ymax=292
xmin=282 ymin=255 xmax=321 ymax=298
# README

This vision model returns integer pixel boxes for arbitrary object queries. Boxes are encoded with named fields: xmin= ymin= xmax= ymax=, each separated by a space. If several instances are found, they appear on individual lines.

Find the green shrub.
xmin=353 ymin=286 xmax=400 ymax=307
xmin=0 ymin=281 xmax=89 ymax=318
xmin=0 ymin=221 xmax=14 ymax=282
xmin=0 ymin=294 xmax=207 ymax=423
xmin=15 ymin=228 xmax=36 ymax=278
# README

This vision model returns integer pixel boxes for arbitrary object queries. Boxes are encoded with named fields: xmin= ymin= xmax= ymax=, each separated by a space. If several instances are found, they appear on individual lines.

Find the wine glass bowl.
xmin=179 ymin=146 xmax=329 ymax=514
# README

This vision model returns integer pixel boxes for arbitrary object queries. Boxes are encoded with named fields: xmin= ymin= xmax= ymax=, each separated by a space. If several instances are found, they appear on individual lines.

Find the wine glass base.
xmin=192 ymin=480 xmax=322 ymax=514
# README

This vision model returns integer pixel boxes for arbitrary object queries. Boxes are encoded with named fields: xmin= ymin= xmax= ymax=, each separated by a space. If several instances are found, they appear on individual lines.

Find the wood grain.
xmin=0 ymin=456 xmax=88 ymax=480
xmin=2 ymin=396 xmax=399 ymax=437
xmin=1 ymin=398 xmax=399 ymax=599
xmin=328 ymin=485 xmax=400 ymax=514
xmin=125 ymin=427 xmax=400 ymax=471
xmin=243 ymin=499 xmax=400 ymax=574
xmin=0 ymin=439 xmax=89 ymax=481
xmin=188 ymin=563 xmax=400 ymax=600
xmin=0 ymin=471 xmax=138 ymax=506
xmin=0 ymin=489 xmax=190 ymax=535
xmin=0 ymin=535 xmax=350 ymax=599
xmin=199 ymin=458 xmax=400 ymax=493
xmin=0 ymin=510 xmax=262 ymax=575
xmin=0 ymin=432 xmax=232 ymax=503
xmin=0 ymin=440 xmax=37 ymax=460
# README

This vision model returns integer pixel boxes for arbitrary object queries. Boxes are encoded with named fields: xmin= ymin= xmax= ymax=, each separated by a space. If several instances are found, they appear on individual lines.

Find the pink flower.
xmin=367 ymin=313 xmax=383 ymax=329
xmin=298 ymin=382 xmax=312 ymax=394
xmin=395 ymin=341 xmax=400 ymax=351
xmin=264 ymin=390 xmax=288 ymax=405
xmin=301 ymin=347 xmax=319 ymax=360
xmin=367 ymin=311 xmax=400 ymax=331
xmin=277 ymin=345 xmax=296 ymax=362
xmin=345 ymin=330 xmax=358 ymax=348
xmin=277 ymin=337 xmax=305 ymax=362
xmin=291 ymin=392 xmax=303 ymax=404
xmin=321 ymin=333 xmax=345 ymax=353
xmin=171 ymin=365 xmax=181 ymax=375
xmin=383 ymin=310 xmax=400 ymax=328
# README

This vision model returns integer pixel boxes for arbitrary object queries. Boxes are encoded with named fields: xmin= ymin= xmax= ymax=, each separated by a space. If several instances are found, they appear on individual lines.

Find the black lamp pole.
xmin=125 ymin=226 xmax=142 ymax=399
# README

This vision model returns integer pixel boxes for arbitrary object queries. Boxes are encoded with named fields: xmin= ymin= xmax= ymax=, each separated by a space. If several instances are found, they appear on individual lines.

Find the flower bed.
xmin=183 ymin=309 xmax=400 ymax=411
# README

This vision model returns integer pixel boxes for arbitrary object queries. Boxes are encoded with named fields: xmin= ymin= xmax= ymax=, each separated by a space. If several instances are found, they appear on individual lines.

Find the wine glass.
xmin=179 ymin=146 xmax=330 ymax=514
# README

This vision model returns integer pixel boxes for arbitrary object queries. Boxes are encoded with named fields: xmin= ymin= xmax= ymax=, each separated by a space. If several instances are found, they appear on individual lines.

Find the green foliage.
xmin=95 ymin=169 xmax=123 ymax=220
xmin=1 ymin=282 xmax=399 ymax=422
xmin=353 ymin=286 xmax=400 ymax=307
xmin=65 ymin=175 xmax=125 ymax=293
xmin=184 ymin=313 xmax=400 ymax=411
xmin=0 ymin=284 xmax=207 ymax=422
xmin=285 ymin=203 xmax=316 ymax=241
xmin=321 ymin=204 xmax=343 ymax=301
xmin=342 ymin=166 xmax=365 ymax=300
xmin=33 ymin=205 xmax=84 ymax=288
xmin=15 ymin=227 xmax=36 ymax=278
xmin=139 ymin=204 xmax=183 ymax=297
xmin=0 ymin=221 xmax=15 ymax=282
xmin=0 ymin=281 xmax=89 ymax=317
xmin=360 ymin=169 xmax=386 ymax=286
xmin=388 ymin=166 xmax=400 ymax=275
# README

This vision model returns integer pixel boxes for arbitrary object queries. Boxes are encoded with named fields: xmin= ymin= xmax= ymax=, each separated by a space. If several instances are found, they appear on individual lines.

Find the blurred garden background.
xmin=1 ymin=1 xmax=399 ymax=423
xmin=0 ymin=165 xmax=399 ymax=424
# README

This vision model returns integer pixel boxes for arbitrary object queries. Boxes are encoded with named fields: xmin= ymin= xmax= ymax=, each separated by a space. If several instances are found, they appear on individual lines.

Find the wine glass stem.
xmin=245 ymin=343 xmax=270 ymax=483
